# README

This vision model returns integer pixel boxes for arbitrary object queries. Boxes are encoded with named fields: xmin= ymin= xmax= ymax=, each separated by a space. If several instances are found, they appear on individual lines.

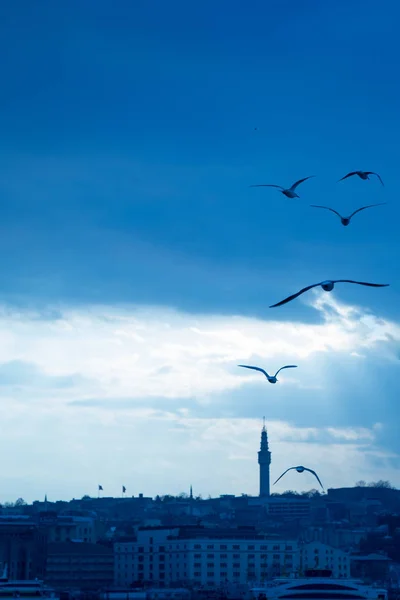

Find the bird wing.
xmin=274 ymin=365 xmax=298 ymax=377
xmin=238 ymin=364 xmax=270 ymax=378
xmin=290 ymin=176 xmax=314 ymax=191
xmin=304 ymin=467 xmax=324 ymax=489
xmin=269 ymin=283 xmax=320 ymax=308
xmin=334 ymin=280 xmax=390 ymax=287
xmin=365 ymin=172 xmax=384 ymax=186
xmin=249 ymin=184 xmax=283 ymax=189
xmin=310 ymin=205 xmax=343 ymax=219
xmin=273 ymin=467 xmax=295 ymax=486
xmin=337 ymin=172 xmax=357 ymax=182
xmin=348 ymin=203 xmax=387 ymax=219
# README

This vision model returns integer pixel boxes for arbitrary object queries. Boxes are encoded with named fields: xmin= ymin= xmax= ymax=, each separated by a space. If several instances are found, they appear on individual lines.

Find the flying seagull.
xmin=338 ymin=171 xmax=384 ymax=186
xmin=238 ymin=364 xmax=297 ymax=384
xmin=310 ymin=203 xmax=387 ymax=226
xmin=269 ymin=280 xmax=389 ymax=308
xmin=250 ymin=176 xmax=314 ymax=198
xmin=273 ymin=466 xmax=324 ymax=490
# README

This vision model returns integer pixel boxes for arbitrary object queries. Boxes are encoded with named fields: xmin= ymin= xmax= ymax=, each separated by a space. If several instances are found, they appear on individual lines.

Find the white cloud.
xmin=0 ymin=292 xmax=398 ymax=404
xmin=0 ymin=294 xmax=398 ymax=502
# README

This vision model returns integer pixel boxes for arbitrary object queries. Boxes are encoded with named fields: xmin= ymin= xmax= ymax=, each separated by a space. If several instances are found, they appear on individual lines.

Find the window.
xmin=233 ymin=571 xmax=240 ymax=578
xmin=194 ymin=563 xmax=201 ymax=568
xmin=207 ymin=572 xmax=214 ymax=577
xmin=194 ymin=544 xmax=201 ymax=549
xmin=220 ymin=544 xmax=227 ymax=550
xmin=194 ymin=554 xmax=201 ymax=558
xmin=159 ymin=555 xmax=165 ymax=562
xmin=207 ymin=563 xmax=214 ymax=568
xmin=220 ymin=563 xmax=227 ymax=568
xmin=138 ymin=564 xmax=144 ymax=571
xmin=160 ymin=572 xmax=165 ymax=579
xmin=207 ymin=554 xmax=214 ymax=559
xmin=286 ymin=545 xmax=292 ymax=551
xmin=159 ymin=546 xmax=165 ymax=552
xmin=248 ymin=545 xmax=255 ymax=550
xmin=273 ymin=545 xmax=279 ymax=551
xmin=233 ymin=563 xmax=240 ymax=568
xmin=194 ymin=571 xmax=201 ymax=577
xmin=273 ymin=554 xmax=279 ymax=559
xmin=233 ymin=553 xmax=240 ymax=559
xmin=159 ymin=564 xmax=165 ymax=571
xmin=139 ymin=556 xmax=144 ymax=563
xmin=139 ymin=547 xmax=144 ymax=553
xmin=233 ymin=545 xmax=240 ymax=550
xmin=261 ymin=545 xmax=267 ymax=550
xmin=221 ymin=572 xmax=227 ymax=577
xmin=221 ymin=553 xmax=227 ymax=558
xmin=207 ymin=544 xmax=214 ymax=549
xmin=261 ymin=554 xmax=267 ymax=560
xmin=248 ymin=554 xmax=255 ymax=559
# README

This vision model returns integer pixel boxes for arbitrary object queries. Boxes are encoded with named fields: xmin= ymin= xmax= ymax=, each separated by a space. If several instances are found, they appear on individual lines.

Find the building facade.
xmin=299 ymin=541 xmax=350 ymax=578
xmin=258 ymin=420 xmax=271 ymax=497
xmin=114 ymin=528 xmax=298 ymax=588
xmin=46 ymin=542 xmax=114 ymax=590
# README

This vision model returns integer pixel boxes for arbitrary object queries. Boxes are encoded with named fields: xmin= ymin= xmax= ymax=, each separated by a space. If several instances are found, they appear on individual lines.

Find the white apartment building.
xmin=114 ymin=528 xmax=298 ymax=587
xmin=300 ymin=541 xmax=350 ymax=578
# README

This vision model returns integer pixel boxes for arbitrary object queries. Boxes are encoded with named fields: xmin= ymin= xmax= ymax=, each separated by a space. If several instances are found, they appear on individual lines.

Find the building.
xmin=46 ymin=541 xmax=114 ymax=590
xmin=114 ymin=527 xmax=298 ymax=587
xmin=258 ymin=419 xmax=271 ymax=497
xmin=0 ymin=519 xmax=47 ymax=580
xmin=265 ymin=497 xmax=311 ymax=521
xmin=350 ymin=553 xmax=392 ymax=583
xmin=46 ymin=514 xmax=99 ymax=543
xmin=299 ymin=541 xmax=350 ymax=578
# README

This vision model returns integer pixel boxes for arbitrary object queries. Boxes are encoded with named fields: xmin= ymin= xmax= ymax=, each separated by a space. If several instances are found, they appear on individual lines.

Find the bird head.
xmin=268 ymin=376 xmax=277 ymax=384
xmin=296 ymin=466 xmax=305 ymax=473
xmin=341 ymin=218 xmax=350 ymax=226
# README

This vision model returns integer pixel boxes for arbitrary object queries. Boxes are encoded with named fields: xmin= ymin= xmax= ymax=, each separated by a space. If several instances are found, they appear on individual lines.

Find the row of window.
xmin=117 ymin=553 xmax=292 ymax=564
xmin=117 ymin=544 xmax=291 ymax=552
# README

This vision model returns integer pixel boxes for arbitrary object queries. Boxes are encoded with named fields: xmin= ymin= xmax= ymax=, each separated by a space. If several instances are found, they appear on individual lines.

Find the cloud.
xmin=0 ymin=359 xmax=86 ymax=391
xmin=0 ymin=294 xmax=398 ymax=502
xmin=0 ymin=292 xmax=397 ymax=406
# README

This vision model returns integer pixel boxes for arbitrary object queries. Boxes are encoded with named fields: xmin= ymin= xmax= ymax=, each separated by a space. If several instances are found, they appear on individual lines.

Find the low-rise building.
xmin=46 ymin=542 xmax=114 ymax=591
xmin=114 ymin=527 xmax=298 ymax=587
xmin=299 ymin=541 xmax=350 ymax=578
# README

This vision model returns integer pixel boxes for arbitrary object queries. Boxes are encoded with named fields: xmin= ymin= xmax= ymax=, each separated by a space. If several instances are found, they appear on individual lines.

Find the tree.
xmin=368 ymin=480 xmax=393 ymax=489
xmin=15 ymin=498 xmax=26 ymax=506
xmin=355 ymin=480 xmax=366 ymax=487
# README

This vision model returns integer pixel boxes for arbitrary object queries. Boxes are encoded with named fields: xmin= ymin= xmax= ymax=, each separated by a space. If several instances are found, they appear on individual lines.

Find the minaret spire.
xmin=258 ymin=417 xmax=271 ymax=497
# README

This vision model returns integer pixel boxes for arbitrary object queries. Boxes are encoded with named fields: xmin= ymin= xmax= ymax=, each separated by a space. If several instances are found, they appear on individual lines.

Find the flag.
xmin=98 ymin=485 xmax=103 ymax=491
xmin=122 ymin=486 xmax=126 ymax=493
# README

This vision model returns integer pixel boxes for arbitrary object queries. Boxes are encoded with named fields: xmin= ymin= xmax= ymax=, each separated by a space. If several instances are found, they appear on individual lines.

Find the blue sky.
xmin=0 ymin=0 xmax=399 ymax=502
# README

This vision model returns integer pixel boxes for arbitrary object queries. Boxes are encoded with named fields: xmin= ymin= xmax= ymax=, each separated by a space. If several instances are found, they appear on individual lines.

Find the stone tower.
xmin=258 ymin=417 xmax=271 ymax=497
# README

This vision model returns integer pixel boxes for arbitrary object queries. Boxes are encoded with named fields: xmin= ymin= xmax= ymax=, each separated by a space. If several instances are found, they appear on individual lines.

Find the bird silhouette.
xmin=338 ymin=171 xmax=384 ymax=186
xmin=273 ymin=466 xmax=324 ymax=489
xmin=310 ymin=203 xmax=387 ymax=226
xmin=269 ymin=280 xmax=389 ymax=308
xmin=250 ymin=176 xmax=314 ymax=198
xmin=238 ymin=364 xmax=297 ymax=384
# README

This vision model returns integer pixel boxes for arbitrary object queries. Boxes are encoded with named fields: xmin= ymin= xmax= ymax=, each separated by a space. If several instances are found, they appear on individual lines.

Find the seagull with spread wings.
xmin=338 ymin=171 xmax=384 ymax=186
xmin=238 ymin=364 xmax=297 ymax=384
xmin=310 ymin=203 xmax=387 ymax=226
xmin=269 ymin=279 xmax=389 ymax=308
xmin=273 ymin=465 xmax=324 ymax=490
xmin=250 ymin=176 xmax=314 ymax=198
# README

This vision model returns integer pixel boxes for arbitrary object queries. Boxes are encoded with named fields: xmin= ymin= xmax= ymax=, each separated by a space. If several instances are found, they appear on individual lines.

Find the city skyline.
xmin=0 ymin=1 xmax=400 ymax=502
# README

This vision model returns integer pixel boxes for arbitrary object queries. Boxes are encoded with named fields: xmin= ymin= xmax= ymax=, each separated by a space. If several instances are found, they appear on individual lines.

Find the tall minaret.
xmin=258 ymin=417 xmax=271 ymax=497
